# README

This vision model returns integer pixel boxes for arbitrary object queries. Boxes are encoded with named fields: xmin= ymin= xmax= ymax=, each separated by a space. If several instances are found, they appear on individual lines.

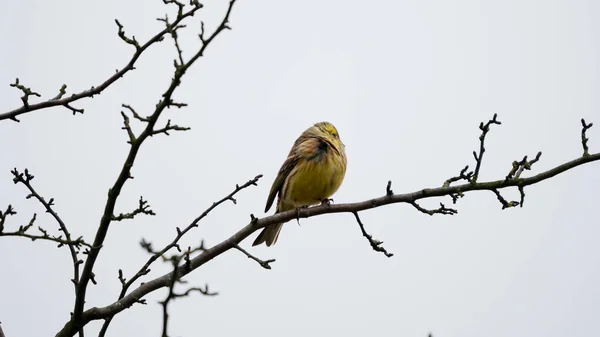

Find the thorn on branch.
xmin=234 ymin=245 xmax=275 ymax=270
xmin=472 ymin=114 xmax=501 ymax=183
xmin=352 ymin=212 xmax=393 ymax=258
xmin=410 ymin=201 xmax=458 ymax=216
xmin=581 ymin=118 xmax=593 ymax=157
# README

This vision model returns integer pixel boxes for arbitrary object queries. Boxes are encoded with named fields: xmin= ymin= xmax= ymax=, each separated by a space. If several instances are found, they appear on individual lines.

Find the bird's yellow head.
xmin=312 ymin=121 xmax=345 ymax=149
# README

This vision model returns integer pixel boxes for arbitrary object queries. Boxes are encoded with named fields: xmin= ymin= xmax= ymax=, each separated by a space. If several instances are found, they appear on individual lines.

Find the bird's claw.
xmin=295 ymin=206 xmax=308 ymax=226
xmin=320 ymin=198 xmax=334 ymax=206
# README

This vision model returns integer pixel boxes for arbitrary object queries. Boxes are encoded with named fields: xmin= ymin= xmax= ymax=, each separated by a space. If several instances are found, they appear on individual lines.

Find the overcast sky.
xmin=1 ymin=0 xmax=599 ymax=336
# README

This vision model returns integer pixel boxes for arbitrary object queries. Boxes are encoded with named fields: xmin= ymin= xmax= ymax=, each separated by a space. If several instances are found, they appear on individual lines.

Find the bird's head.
xmin=312 ymin=121 xmax=345 ymax=149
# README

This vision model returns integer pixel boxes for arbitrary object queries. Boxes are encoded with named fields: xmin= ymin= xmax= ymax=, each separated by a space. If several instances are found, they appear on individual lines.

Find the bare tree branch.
xmin=581 ymin=118 xmax=593 ymax=156
xmin=67 ymin=2 xmax=237 ymax=334
xmin=54 ymin=143 xmax=600 ymax=337
xmin=0 ymin=212 xmax=90 ymax=248
xmin=9 ymin=169 xmax=87 ymax=292
xmin=112 ymin=196 xmax=155 ymax=221
xmin=353 ymin=211 xmax=394 ymax=257
xmin=0 ymin=2 xmax=204 ymax=122
xmin=472 ymin=113 xmax=501 ymax=182
xmin=0 ymin=205 xmax=16 ymax=232
xmin=234 ymin=244 xmax=276 ymax=270
xmin=97 ymin=173 xmax=260 ymax=337
xmin=160 ymin=246 xmax=217 ymax=337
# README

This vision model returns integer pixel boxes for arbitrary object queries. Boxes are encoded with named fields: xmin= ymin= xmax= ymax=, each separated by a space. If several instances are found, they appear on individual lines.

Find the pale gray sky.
xmin=1 ymin=1 xmax=599 ymax=336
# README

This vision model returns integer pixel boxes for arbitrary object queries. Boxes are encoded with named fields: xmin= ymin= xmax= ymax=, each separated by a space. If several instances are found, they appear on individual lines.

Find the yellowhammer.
xmin=253 ymin=121 xmax=347 ymax=247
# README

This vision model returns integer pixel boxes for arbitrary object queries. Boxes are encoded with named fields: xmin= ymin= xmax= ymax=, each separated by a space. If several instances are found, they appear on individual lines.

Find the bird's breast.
xmin=281 ymin=152 xmax=346 ymax=207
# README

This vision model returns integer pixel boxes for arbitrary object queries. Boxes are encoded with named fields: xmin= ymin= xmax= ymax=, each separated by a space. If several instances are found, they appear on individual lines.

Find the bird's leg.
xmin=295 ymin=206 xmax=309 ymax=226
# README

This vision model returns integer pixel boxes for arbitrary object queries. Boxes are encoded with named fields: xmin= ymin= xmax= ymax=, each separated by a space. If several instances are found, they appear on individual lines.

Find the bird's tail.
xmin=252 ymin=201 xmax=292 ymax=247
xmin=252 ymin=222 xmax=284 ymax=247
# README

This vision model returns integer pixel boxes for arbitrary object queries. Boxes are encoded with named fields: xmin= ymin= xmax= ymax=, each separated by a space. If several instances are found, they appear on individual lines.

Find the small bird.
xmin=253 ymin=121 xmax=347 ymax=247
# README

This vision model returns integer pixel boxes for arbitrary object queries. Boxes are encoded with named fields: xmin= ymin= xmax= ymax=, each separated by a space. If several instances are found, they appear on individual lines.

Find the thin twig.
xmin=160 ymin=246 xmax=217 ymax=337
xmin=581 ymin=118 xmax=594 ymax=156
xmin=234 ymin=245 xmax=275 ymax=270
xmin=492 ymin=189 xmax=519 ymax=209
xmin=10 ymin=169 xmax=86 ymax=288
xmin=472 ymin=114 xmax=501 ymax=182
xmin=410 ymin=201 xmax=457 ymax=216
xmin=353 ymin=212 xmax=394 ymax=257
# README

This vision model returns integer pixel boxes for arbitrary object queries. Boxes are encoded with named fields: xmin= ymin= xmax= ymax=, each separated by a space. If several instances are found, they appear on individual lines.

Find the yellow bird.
xmin=253 ymin=122 xmax=347 ymax=247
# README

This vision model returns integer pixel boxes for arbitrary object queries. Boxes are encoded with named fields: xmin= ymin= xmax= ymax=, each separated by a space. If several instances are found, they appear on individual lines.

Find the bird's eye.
xmin=332 ymin=133 xmax=338 ymax=138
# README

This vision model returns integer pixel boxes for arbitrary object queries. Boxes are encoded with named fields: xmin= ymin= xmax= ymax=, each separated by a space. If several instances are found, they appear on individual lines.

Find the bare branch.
xmin=157 ymin=15 xmax=186 ymax=67
xmin=492 ymin=189 xmax=519 ymax=209
xmin=443 ymin=165 xmax=473 ymax=187
xmin=234 ymin=245 xmax=275 ymax=270
xmin=581 ymin=118 xmax=593 ymax=156
xmin=0 ymin=204 xmax=16 ymax=232
xmin=0 ymin=213 xmax=90 ymax=248
xmin=410 ymin=201 xmax=457 ymax=216
xmin=51 ymin=84 xmax=68 ymax=100
xmin=120 ymin=111 xmax=136 ymax=144
xmin=10 ymin=169 xmax=86 ymax=292
xmin=160 ymin=247 xmax=217 ymax=337
xmin=115 ymin=19 xmax=141 ymax=50
xmin=122 ymin=104 xmax=149 ymax=122
xmin=353 ymin=212 xmax=394 ymax=257
xmin=68 ymin=3 xmax=237 ymax=333
xmin=112 ymin=196 xmax=156 ymax=221
xmin=9 ymin=78 xmax=41 ymax=113
xmin=505 ymin=152 xmax=543 ymax=181
xmin=0 ymin=2 xmax=204 ymax=122
xmin=150 ymin=119 xmax=191 ymax=136
xmin=55 ymin=146 xmax=600 ymax=337
xmin=472 ymin=114 xmax=501 ymax=182
xmin=96 ymin=172 xmax=259 ymax=337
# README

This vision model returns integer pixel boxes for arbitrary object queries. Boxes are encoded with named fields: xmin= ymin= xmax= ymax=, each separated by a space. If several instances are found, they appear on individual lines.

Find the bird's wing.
xmin=264 ymin=154 xmax=299 ymax=213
